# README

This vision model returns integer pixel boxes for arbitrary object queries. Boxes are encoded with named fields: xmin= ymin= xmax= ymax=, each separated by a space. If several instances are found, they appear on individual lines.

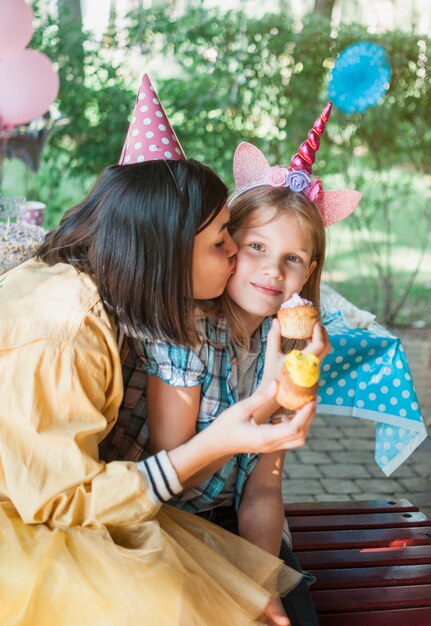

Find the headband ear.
xmin=233 ymin=142 xmax=271 ymax=198
xmin=316 ymin=190 xmax=362 ymax=227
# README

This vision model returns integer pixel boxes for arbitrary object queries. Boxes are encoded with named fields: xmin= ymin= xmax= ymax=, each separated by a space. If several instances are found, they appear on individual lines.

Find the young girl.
xmin=130 ymin=106 xmax=361 ymax=626
xmin=142 ymin=180 xmax=326 ymax=626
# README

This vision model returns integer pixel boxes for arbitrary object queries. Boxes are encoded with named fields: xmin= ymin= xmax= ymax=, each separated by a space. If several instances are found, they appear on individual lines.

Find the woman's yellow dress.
xmin=0 ymin=260 xmax=300 ymax=626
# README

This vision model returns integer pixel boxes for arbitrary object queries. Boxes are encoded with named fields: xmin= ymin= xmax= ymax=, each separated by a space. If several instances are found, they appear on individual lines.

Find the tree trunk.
xmin=313 ymin=0 xmax=337 ymax=19
xmin=57 ymin=0 xmax=85 ymax=78
xmin=58 ymin=0 xmax=82 ymax=24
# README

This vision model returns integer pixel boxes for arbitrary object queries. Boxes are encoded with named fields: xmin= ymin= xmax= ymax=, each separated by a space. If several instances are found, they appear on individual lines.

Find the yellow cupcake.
xmin=284 ymin=350 xmax=320 ymax=387
xmin=276 ymin=350 xmax=320 ymax=410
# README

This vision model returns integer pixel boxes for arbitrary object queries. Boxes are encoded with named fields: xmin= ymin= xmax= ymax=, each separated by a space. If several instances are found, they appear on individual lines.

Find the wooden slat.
xmin=291 ymin=526 xmax=431 ymax=551
xmin=296 ymin=545 xmax=431 ymax=569
xmin=288 ymin=511 xmax=431 ymax=531
xmin=318 ymin=607 xmax=431 ymax=626
xmin=284 ymin=499 xmax=418 ymax=516
xmin=312 ymin=584 xmax=431 ymax=613
xmin=310 ymin=564 xmax=431 ymax=589
xmin=283 ymin=501 xmax=431 ymax=623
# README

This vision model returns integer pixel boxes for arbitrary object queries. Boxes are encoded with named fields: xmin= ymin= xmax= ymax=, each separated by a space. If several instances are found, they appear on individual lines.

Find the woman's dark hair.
xmin=37 ymin=159 xmax=228 ymax=346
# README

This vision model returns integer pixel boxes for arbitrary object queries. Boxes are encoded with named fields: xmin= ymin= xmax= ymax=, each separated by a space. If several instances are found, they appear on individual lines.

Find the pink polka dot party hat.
xmin=119 ymin=73 xmax=185 ymax=164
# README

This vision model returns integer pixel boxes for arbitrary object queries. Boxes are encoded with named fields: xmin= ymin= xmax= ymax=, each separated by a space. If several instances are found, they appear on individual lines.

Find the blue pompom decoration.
xmin=328 ymin=42 xmax=392 ymax=114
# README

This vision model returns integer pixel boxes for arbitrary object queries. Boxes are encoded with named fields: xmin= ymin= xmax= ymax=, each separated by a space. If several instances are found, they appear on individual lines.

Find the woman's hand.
xmin=169 ymin=382 xmax=315 ymax=487
xmin=211 ymin=381 xmax=316 ymax=455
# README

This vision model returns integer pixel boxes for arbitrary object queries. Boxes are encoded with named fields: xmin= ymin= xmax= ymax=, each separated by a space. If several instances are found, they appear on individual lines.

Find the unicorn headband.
xmin=231 ymin=103 xmax=361 ymax=226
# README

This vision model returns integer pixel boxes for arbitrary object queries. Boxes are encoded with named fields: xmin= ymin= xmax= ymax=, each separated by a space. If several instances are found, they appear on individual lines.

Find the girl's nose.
xmin=263 ymin=258 xmax=283 ymax=279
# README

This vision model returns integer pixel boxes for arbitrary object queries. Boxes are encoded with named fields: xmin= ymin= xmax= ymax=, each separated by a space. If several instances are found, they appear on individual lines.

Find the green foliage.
xmin=30 ymin=0 xmax=134 ymax=175
xmin=124 ymin=6 xmax=431 ymax=183
xmin=124 ymin=3 xmax=431 ymax=326
xmin=325 ymin=166 xmax=431 ymax=326
xmin=12 ymin=0 xmax=137 ymax=222
xmin=126 ymin=7 xmax=337 ymax=186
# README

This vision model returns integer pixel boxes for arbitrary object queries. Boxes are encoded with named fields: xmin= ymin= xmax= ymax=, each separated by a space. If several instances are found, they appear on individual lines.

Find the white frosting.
xmin=279 ymin=292 xmax=313 ymax=309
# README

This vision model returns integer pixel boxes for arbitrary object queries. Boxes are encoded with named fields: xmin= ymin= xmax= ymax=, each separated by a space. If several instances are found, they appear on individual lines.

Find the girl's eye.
xmin=287 ymin=255 xmax=301 ymax=264
xmin=249 ymin=243 xmax=263 ymax=251
xmin=215 ymin=240 xmax=225 ymax=248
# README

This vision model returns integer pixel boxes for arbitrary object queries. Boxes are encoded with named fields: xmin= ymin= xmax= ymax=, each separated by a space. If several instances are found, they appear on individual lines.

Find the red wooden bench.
xmin=284 ymin=499 xmax=431 ymax=625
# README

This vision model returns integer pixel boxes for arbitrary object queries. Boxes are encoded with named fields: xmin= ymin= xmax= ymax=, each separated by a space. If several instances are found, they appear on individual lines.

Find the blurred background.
xmin=1 ymin=0 xmax=430 ymax=330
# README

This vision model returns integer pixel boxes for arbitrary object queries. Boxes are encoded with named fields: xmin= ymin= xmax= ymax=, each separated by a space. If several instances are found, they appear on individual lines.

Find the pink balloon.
xmin=0 ymin=0 xmax=34 ymax=60
xmin=0 ymin=49 xmax=59 ymax=126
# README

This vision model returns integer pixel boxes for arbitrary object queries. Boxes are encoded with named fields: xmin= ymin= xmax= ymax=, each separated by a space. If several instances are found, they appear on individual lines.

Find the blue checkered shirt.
xmin=99 ymin=316 xmax=272 ymax=512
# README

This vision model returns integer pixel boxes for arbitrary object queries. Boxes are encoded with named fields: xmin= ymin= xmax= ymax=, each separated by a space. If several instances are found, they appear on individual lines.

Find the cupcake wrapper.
xmin=276 ymin=375 xmax=318 ymax=411
xmin=277 ymin=306 xmax=318 ymax=339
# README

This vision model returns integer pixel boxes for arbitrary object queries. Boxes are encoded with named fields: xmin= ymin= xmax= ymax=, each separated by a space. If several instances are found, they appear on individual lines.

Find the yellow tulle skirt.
xmin=0 ymin=501 xmax=301 ymax=626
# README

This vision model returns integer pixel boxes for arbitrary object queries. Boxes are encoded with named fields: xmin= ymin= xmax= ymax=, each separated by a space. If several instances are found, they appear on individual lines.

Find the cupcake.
xmin=277 ymin=293 xmax=318 ymax=339
xmin=276 ymin=350 xmax=320 ymax=410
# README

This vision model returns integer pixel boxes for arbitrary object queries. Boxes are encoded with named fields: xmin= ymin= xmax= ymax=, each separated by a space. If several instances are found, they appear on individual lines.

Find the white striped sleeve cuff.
xmin=137 ymin=450 xmax=183 ymax=503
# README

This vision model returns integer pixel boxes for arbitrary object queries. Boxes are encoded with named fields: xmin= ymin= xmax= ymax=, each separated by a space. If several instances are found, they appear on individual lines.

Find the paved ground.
xmin=282 ymin=328 xmax=431 ymax=516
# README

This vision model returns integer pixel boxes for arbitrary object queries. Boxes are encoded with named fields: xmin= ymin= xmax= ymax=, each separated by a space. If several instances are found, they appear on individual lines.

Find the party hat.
xmin=119 ymin=73 xmax=185 ymax=164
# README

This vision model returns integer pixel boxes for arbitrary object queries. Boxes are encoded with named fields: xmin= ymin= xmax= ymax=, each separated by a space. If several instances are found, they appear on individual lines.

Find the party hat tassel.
xmin=290 ymin=102 xmax=332 ymax=174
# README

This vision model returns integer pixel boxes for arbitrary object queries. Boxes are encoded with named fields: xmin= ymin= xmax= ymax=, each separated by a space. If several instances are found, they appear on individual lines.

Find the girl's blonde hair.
xmin=223 ymin=185 xmax=326 ymax=349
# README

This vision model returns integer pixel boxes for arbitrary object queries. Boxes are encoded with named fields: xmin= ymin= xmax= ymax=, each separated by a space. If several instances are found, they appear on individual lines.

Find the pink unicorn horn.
xmin=290 ymin=102 xmax=333 ymax=174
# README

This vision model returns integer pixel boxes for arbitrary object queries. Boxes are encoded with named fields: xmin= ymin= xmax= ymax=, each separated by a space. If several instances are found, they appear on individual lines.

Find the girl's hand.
xmin=263 ymin=597 xmax=290 ymax=626
xmin=261 ymin=319 xmax=285 ymax=387
xmin=263 ymin=319 xmax=331 ymax=386
xmin=302 ymin=321 xmax=331 ymax=361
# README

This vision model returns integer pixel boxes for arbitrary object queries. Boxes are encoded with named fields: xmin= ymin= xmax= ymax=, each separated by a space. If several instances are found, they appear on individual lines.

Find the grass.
xmin=1 ymin=155 xmax=95 ymax=229
xmin=324 ymin=224 xmax=431 ymax=327
xmin=323 ymin=166 xmax=431 ymax=328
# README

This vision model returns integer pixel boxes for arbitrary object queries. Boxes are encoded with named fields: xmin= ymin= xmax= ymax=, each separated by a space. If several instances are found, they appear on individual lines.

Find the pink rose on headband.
xmin=287 ymin=169 xmax=310 ymax=193
xmin=265 ymin=167 xmax=288 ymax=187
xmin=306 ymin=177 xmax=323 ymax=202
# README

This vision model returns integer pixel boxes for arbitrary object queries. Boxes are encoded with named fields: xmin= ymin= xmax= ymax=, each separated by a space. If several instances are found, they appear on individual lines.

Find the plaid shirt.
xmin=99 ymin=316 xmax=272 ymax=512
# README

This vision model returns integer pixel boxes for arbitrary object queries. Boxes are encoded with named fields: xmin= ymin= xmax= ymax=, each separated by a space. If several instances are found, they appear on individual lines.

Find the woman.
xmin=0 ymin=159 xmax=317 ymax=626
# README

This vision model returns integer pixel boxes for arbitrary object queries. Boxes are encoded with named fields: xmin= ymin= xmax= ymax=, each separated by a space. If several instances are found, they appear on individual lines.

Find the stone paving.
xmin=282 ymin=328 xmax=431 ymax=516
